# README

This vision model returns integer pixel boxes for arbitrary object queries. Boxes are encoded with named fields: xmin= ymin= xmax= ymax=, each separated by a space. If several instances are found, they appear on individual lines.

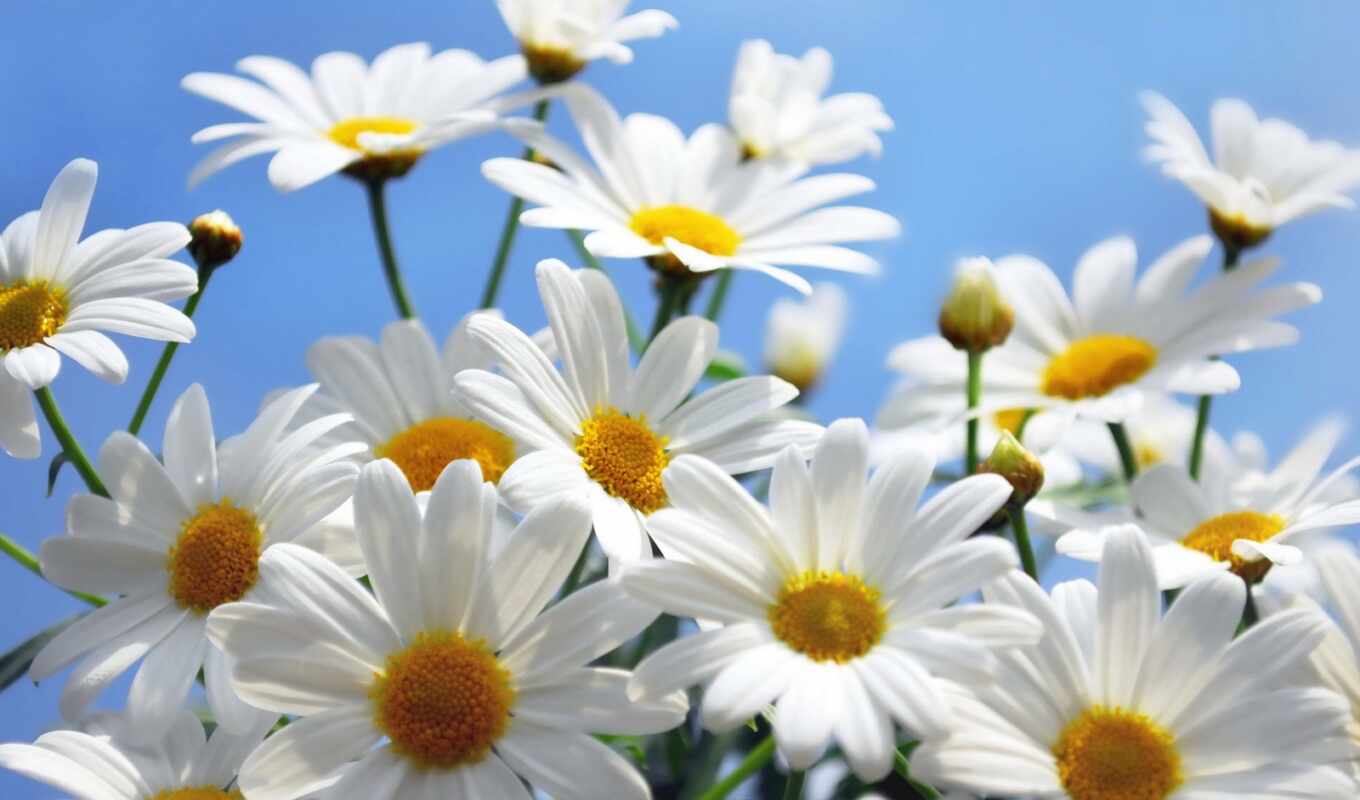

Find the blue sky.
xmin=2 ymin=1 xmax=1359 ymax=794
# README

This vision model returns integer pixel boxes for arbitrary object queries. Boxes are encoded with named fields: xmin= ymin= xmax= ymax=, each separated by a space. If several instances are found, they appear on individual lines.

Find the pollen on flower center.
xmin=370 ymin=630 xmax=515 ymax=770
xmin=629 ymin=206 xmax=743 ymax=257
xmin=1041 ymin=334 xmax=1158 ymax=400
xmin=375 ymin=417 xmax=516 ymax=491
xmin=1053 ymin=705 xmax=1182 ymax=800
xmin=167 ymin=500 xmax=263 ymax=614
xmin=574 ymin=408 xmax=670 ymax=514
xmin=148 ymin=787 xmax=241 ymax=800
xmin=328 ymin=116 xmax=420 ymax=152
xmin=768 ymin=571 xmax=885 ymax=663
xmin=0 ymin=281 xmax=68 ymax=350
xmin=1180 ymin=510 xmax=1286 ymax=582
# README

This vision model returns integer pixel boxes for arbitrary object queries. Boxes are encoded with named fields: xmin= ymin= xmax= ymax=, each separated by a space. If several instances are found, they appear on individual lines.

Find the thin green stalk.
xmin=964 ymin=351 xmax=983 ymax=474
xmin=1009 ymin=508 xmax=1039 ymax=580
xmin=1242 ymin=581 xmax=1260 ymax=629
xmin=783 ymin=770 xmax=806 ymax=799
xmin=35 ymin=387 xmax=108 ymax=498
xmin=1187 ymin=246 xmax=1240 ymax=480
xmin=650 ymin=276 xmax=683 ymax=343
xmin=696 ymin=735 xmax=776 ymax=800
xmin=0 ymin=533 xmax=104 ymax=607
xmin=567 ymin=230 xmax=645 ymax=353
xmin=127 ymin=270 xmax=212 ymax=436
xmin=893 ymin=749 xmax=941 ymax=799
xmin=480 ymin=99 xmax=551 ymax=309
xmin=703 ymin=271 xmax=734 ymax=322
xmin=1107 ymin=421 xmax=1139 ymax=484
xmin=364 ymin=178 xmax=416 ymax=320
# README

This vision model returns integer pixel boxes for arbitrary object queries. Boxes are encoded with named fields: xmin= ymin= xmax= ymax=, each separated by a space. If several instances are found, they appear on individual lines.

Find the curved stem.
xmin=703 ymin=271 xmax=735 ymax=322
xmin=1008 ymin=508 xmax=1039 ymax=580
xmin=34 ymin=387 xmax=108 ymax=498
xmin=1107 ymin=421 xmax=1139 ymax=484
xmin=893 ymin=748 xmax=941 ymax=799
xmin=479 ymin=99 xmax=552 ymax=309
xmin=696 ymin=735 xmax=775 ymax=800
xmin=964 ymin=350 xmax=983 ymax=474
xmin=364 ymin=178 xmax=417 ymax=320
xmin=127 ymin=269 xmax=213 ymax=436
xmin=650 ymin=276 xmax=683 ymax=343
xmin=0 ymin=532 xmax=104 ymax=607
xmin=782 ymin=770 xmax=806 ymax=799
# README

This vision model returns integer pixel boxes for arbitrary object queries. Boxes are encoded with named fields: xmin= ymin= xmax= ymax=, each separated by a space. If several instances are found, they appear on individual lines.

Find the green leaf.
xmin=45 ymin=452 xmax=70 ymax=497
xmin=0 ymin=613 xmax=84 ymax=692
xmin=705 ymin=351 xmax=747 ymax=383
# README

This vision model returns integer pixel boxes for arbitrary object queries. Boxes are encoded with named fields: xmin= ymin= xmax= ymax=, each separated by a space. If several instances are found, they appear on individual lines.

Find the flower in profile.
xmin=183 ymin=43 xmax=528 ymax=190
xmin=482 ymin=85 xmax=900 ymax=294
xmin=729 ymin=39 xmax=893 ymax=165
xmin=454 ymin=260 xmax=822 ymax=561
xmin=0 ymin=709 xmax=274 ymax=799
xmin=763 ymin=282 xmax=848 ymax=392
xmin=885 ymin=235 xmax=1319 ymax=439
xmin=622 ymin=420 xmax=1041 ymax=781
xmin=0 ymin=158 xmax=198 ymax=460
xmin=207 ymin=460 xmax=685 ymax=800
xmin=911 ymin=526 xmax=1357 ymax=799
xmin=32 ymin=384 xmax=361 ymax=737
xmin=496 ymin=0 xmax=677 ymax=84
xmin=1142 ymin=92 xmax=1360 ymax=253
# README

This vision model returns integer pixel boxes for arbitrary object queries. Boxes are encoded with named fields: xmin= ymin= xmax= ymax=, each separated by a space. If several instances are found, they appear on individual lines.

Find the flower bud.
xmin=977 ymin=431 xmax=1045 ymax=507
xmin=187 ymin=210 xmax=242 ymax=272
xmin=938 ymin=257 xmax=1013 ymax=353
xmin=764 ymin=284 xmax=848 ymax=394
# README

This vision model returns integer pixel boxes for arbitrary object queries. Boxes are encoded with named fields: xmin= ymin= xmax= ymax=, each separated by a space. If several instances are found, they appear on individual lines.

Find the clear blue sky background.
xmin=2 ymin=1 xmax=1359 ymax=795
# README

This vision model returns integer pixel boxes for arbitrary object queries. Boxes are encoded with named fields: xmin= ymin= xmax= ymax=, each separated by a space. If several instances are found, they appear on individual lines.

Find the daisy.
xmin=206 ymin=459 xmax=686 ymax=800
xmin=729 ymin=39 xmax=893 ymax=165
xmin=481 ymin=85 xmax=901 ymax=294
xmin=32 ymin=383 xmax=362 ymax=738
xmin=0 ymin=158 xmax=197 ymax=459
xmin=622 ymin=419 xmax=1042 ymax=781
xmin=0 ymin=709 xmax=274 ymax=800
xmin=763 ymin=282 xmax=848 ymax=393
xmin=496 ymin=0 xmax=678 ymax=84
xmin=910 ymin=525 xmax=1358 ymax=799
xmin=885 ymin=235 xmax=1320 ymax=439
xmin=1060 ymin=393 xmax=1230 ymax=479
xmin=454 ymin=259 xmax=822 ymax=561
xmin=1142 ymin=92 xmax=1360 ymax=253
xmin=183 ymin=42 xmax=528 ymax=190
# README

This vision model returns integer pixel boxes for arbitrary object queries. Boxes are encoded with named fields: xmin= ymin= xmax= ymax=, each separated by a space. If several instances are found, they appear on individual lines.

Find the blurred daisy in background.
xmin=623 ymin=420 xmax=1040 ymax=781
xmin=763 ymin=282 xmax=848 ymax=394
xmin=482 ymin=85 xmax=900 ymax=294
xmin=183 ymin=43 xmax=528 ymax=190
xmin=32 ymin=384 xmax=361 ymax=737
xmin=729 ymin=39 xmax=893 ymax=166
xmin=1299 ymin=543 xmax=1360 ymax=781
xmin=1142 ymin=92 xmax=1360 ymax=255
xmin=208 ymin=460 xmax=685 ymax=800
xmin=455 ymin=260 xmax=822 ymax=561
xmin=911 ymin=526 xmax=1357 ymax=799
xmin=496 ymin=0 xmax=677 ymax=84
xmin=0 ymin=158 xmax=197 ymax=459
xmin=1060 ymin=392 xmax=1229 ymax=478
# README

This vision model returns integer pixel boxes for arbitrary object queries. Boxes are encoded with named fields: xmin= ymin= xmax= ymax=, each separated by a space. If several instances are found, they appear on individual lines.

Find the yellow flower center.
xmin=375 ymin=417 xmax=516 ymax=491
xmin=327 ymin=116 xmax=420 ymax=152
xmin=768 ymin=572 xmax=886 ymax=663
xmin=574 ymin=408 xmax=670 ymax=514
xmin=1041 ymin=335 xmax=1158 ymax=400
xmin=629 ymin=206 xmax=742 ymax=257
xmin=1180 ymin=510 xmax=1287 ymax=582
xmin=521 ymin=43 xmax=587 ymax=84
xmin=0 ymin=281 xmax=67 ymax=350
xmin=770 ymin=342 xmax=823 ymax=392
xmin=1053 ymin=705 xmax=1182 ymax=800
xmin=166 ymin=500 xmax=263 ymax=614
xmin=370 ymin=630 xmax=515 ymax=770
xmin=992 ymin=407 xmax=1030 ymax=436
xmin=1135 ymin=442 xmax=1164 ymax=469
xmin=148 ymin=788 xmax=241 ymax=800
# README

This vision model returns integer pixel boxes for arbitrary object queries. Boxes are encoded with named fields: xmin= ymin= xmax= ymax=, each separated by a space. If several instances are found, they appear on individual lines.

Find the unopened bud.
xmin=187 ymin=210 xmax=242 ymax=271
xmin=977 ymin=431 xmax=1044 ymax=507
xmin=938 ymin=257 xmax=1013 ymax=353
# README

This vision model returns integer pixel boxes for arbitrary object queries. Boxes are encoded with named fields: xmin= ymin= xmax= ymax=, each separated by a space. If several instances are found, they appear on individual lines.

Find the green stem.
xmin=964 ymin=350 xmax=982 ymax=474
xmin=127 ymin=270 xmax=213 ymax=436
xmin=1009 ymin=508 xmax=1039 ymax=580
xmin=783 ymin=770 xmax=806 ymax=799
xmin=650 ymin=276 xmax=683 ymax=343
xmin=1107 ymin=421 xmax=1139 ymax=484
xmin=1188 ymin=246 xmax=1238 ymax=480
xmin=893 ymin=749 xmax=941 ymax=799
xmin=364 ymin=178 xmax=416 ymax=320
xmin=1242 ymin=581 xmax=1260 ymax=629
xmin=480 ymin=99 xmax=551 ymax=309
xmin=703 ymin=271 xmax=734 ymax=322
xmin=34 ymin=387 xmax=108 ymax=498
xmin=696 ymin=735 xmax=776 ymax=800
xmin=0 ymin=533 xmax=104 ymax=607
xmin=567 ymin=230 xmax=645 ymax=354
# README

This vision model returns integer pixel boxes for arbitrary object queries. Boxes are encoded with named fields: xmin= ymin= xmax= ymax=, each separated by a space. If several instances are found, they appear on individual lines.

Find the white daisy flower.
xmin=453 ymin=259 xmax=823 ymax=561
xmin=621 ymin=419 xmax=1042 ymax=781
xmin=0 ymin=158 xmax=197 ymax=459
xmin=911 ymin=525 xmax=1358 ymax=799
xmin=763 ymin=282 xmax=848 ymax=393
xmin=206 ymin=459 xmax=686 ymax=800
xmin=0 ymin=709 xmax=274 ymax=800
xmin=481 ymin=85 xmax=901 ymax=294
xmin=1060 ymin=393 xmax=1230 ymax=478
xmin=1302 ymin=543 xmax=1360 ymax=780
xmin=183 ymin=42 xmax=528 ymax=191
xmin=32 ymin=383 xmax=361 ymax=738
xmin=1142 ymin=91 xmax=1360 ymax=252
xmin=885 ymin=235 xmax=1319 ymax=438
xmin=729 ymin=39 xmax=893 ymax=166
xmin=496 ymin=0 xmax=678 ymax=84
